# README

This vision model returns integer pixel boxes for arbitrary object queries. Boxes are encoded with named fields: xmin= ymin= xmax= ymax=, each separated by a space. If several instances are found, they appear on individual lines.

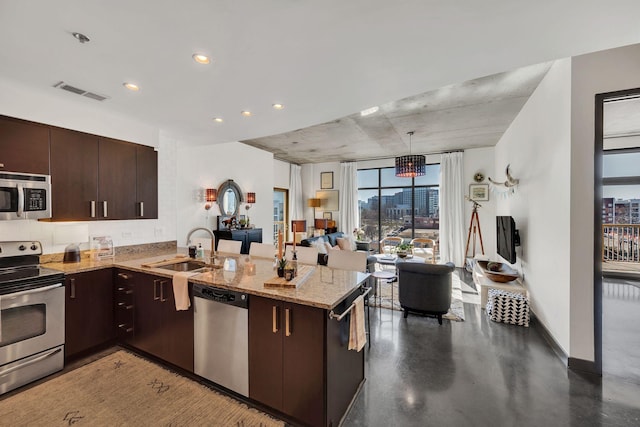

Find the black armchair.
xmin=397 ymin=262 xmax=455 ymax=324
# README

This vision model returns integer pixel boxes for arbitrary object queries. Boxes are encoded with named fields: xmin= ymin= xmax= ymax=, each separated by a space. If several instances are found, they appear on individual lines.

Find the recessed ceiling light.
xmin=360 ymin=106 xmax=379 ymax=116
xmin=123 ymin=82 xmax=140 ymax=91
xmin=192 ymin=53 xmax=211 ymax=65
xmin=213 ymin=117 xmax=223 ymax=123
xmin=272 ymin=103 xmax=284 ymax=110
xmin=241 ymin=111 xmax=252 ymax=117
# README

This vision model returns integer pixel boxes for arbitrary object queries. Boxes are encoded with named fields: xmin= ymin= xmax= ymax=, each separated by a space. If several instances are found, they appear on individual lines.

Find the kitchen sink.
xmin=158 ymin=260 xmax=218 ymax=272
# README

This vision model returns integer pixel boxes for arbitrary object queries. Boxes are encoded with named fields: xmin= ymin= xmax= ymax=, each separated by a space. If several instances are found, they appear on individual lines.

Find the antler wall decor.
xmin=488 ymin=164 xmax=519 ymax=197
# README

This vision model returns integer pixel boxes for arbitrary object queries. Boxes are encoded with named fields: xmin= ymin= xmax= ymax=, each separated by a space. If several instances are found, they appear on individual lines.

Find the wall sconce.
xmin=205 ymin=188 xmax=217 ymax=209
xmin=243 ymin=192 xmax=256 ymax=226
xmin=308 ymin=198 xmax=321 ymax=219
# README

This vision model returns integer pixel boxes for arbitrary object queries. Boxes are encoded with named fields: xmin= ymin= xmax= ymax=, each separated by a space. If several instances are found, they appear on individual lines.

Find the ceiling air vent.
xmin=53 ymin=81 xmax=110 ymax=102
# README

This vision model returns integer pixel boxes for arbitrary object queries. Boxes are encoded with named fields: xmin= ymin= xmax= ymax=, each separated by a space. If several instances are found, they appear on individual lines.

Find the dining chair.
xmin=249 ymin=242 xmax=276 ymax=259
xmin=379 ymin=236 xmax=403 ymax=255
xmin=217 ymin=239 xmax=242 ymax=254
xmin=410 ymin=238 xmax=436 ymax=263
xmin=285 ymin=245 xmax=318 ymax=265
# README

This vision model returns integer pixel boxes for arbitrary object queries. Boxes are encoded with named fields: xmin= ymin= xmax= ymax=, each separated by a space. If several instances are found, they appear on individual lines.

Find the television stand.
xmin=472 ymin=261 xmax=527 ymax=308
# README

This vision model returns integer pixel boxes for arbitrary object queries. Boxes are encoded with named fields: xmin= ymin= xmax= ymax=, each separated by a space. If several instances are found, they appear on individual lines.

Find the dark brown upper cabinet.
xmin=136 ymin=145 xmax=158 ymax=219
xmin=50 ymin=128 xmax=99 ymax=220
xmin=98 ymin=137 xmax=138 ymax=220
xmin=47 ymin=129 xmax=157 ymax=221
xmin=0 ymin=116 xmax=50 ymax=174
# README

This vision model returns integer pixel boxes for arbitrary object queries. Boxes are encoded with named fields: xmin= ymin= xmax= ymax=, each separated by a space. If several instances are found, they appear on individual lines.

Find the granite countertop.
xmin=46 ymin=250 xmax=368 ymax=310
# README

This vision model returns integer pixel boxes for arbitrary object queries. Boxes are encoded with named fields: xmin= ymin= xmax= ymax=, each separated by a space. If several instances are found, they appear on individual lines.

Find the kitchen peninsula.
xmin=53 ymin=250 xmax=368 ymax=427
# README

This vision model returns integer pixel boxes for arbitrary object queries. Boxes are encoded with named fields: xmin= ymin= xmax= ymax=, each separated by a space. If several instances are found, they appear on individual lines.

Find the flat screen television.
xmin=496 ymin=216 xmax=517 ymax=264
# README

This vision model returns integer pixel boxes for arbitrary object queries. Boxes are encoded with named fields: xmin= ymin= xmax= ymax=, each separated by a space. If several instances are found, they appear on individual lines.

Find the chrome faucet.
xmin=186 ymin=227 xmax=216 ymax=263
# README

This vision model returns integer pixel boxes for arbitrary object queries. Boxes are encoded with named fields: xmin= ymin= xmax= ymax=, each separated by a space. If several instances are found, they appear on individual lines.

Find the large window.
xmin=358 ymin=165 xmax=440 ymax=250
xmin=273 ymin=188 xmax=288 ymax=242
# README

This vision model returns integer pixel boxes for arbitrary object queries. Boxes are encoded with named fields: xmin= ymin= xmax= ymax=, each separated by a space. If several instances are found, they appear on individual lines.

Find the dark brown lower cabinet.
xmin=65 ymin=269 xmax=115 ymax=360
xmin=249 ymin=296 xmax=324 ymax=426
xmin=115 ymin=269 xmax=193 ymax=372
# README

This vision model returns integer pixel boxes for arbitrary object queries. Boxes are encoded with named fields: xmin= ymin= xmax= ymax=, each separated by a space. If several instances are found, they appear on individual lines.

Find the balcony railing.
xmin=602 ymin=224 xmax=640 ymax=262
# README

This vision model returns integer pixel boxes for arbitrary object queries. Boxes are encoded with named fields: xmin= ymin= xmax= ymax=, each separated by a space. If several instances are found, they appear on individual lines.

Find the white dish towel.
xmin=348 ymin=295 xmax=366 ymax=352
xmin=172 ymin=272 xmax=196 ymax=311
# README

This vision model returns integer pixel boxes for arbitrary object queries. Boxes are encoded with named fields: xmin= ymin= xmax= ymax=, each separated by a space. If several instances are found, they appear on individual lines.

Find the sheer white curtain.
xmin=439 ymin=152 xmax=466 ymax=267
xmin=339 ymin=162 xmax=358 ymax=235
xmin=288 ymin=164 xmax=303 ymax=240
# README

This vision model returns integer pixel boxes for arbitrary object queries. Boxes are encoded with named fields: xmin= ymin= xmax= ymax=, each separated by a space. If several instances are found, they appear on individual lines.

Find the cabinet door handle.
xmin=102 ymin=201 xmax=108 ymax=218
xmin=160 ymin=281 xmax=168 ymax=302
xmin=117 ymin=302 xmax=134 ymax=310
xmin=70 ymin=278 xmax=76 ymax=299
xmin=139 ymin=201 xmax=144 ymax=217
xmin=116 ymin=287 xmax=133 ymax=295
xmin=272 ymin=306 xmax=279 ymax=333
xmin=118 ymin=324 xmax=134 ymax=333
xmin=117 ymin=272 xmax=131 ymax=280
xmin=153 ymin=280 xmax=160 ymax=301
xmin=90 ymin=200 xmax=96 ymax=218
xmin=285 ymin=308 xmax=291 ymax=337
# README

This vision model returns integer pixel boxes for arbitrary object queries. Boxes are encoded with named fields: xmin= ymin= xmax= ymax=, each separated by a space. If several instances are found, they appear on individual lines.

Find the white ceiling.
xmin=1 ymin=1 xmax=640 ymax=159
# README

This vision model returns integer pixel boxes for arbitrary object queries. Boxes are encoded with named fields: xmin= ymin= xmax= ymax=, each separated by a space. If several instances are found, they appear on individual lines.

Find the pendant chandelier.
xmin=395 ymin=131 xmax=425 ymax=177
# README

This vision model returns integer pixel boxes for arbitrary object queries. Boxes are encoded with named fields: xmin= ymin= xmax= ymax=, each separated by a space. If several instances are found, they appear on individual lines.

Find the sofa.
xmin=300 ymin=232 xmax=343 ymax=264
xmin=300 ymin=232 xmax=370 ymax=265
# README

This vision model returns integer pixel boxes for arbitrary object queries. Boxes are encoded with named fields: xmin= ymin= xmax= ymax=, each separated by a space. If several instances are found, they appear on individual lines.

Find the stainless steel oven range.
xmin=0 ymin=241 xmax=65 ymax=395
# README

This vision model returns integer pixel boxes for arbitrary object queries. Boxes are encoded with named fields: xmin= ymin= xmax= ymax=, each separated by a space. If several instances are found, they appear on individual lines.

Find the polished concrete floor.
xmin=343 ymin=275 xmax=640 ymax=427
xmin=603 ymin=278 xmax=640 ymax=385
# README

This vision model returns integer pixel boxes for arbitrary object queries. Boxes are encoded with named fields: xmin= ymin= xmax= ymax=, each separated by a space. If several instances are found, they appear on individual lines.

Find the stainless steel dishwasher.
xmin=193 ymin=283 xmax=249 ymax=397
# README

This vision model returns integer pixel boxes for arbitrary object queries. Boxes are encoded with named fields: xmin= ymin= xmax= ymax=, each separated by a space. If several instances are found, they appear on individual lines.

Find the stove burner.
xmin=0 ymin=241 xmax=64 ymax=295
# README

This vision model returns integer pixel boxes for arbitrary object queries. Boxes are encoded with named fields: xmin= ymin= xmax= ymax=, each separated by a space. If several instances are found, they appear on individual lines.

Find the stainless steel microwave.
xmin=0 ymin=171 xmax=51 ymax=220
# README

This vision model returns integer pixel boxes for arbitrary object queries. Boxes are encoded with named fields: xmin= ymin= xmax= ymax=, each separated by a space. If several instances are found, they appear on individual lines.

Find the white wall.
xmin=300 ymin=162 xmax=342 ymax=227
xmin=570 ymin=43 xmax=640 ymax=362
xmin=0 ymin=77 xmax=176 ymax=253
xmin=273 ymin=159 xmax=290 ymax=189
xmin=176 ymin=142 xmax=275 ymax=245
xmin=463 ymin=147 xmax=496 ymax=259
xmin=494 ymin=59 xmax=572 ymax=353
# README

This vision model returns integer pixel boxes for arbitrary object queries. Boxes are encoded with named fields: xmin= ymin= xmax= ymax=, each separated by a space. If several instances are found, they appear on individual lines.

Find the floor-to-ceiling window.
xmin=357 ymin=165 xmax=440 ymax=251
xmin=273 ymin=188 xmax=288 ymax=243
xmin=602 ymin=149 xmax=640 ymax=262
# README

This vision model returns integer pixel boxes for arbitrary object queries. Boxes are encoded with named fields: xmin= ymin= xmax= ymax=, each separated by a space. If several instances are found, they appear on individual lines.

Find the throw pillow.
xmin=336 ymin=237 xmax=351 ymax=251
xmin=311 ymin=238 xmax=327 ymax=254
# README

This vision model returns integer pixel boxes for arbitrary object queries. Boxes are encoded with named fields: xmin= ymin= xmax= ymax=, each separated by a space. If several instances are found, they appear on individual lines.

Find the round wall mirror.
xmin=217 ymin=180 xmax=244 ymax=216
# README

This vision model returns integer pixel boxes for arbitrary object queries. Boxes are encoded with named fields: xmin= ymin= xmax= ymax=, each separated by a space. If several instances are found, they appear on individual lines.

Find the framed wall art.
xmin=316 ymin=190 xmax=339 ymax=211
xmin=320 ymin=171 xmax=334 ymax=189
xmin=469 ymin=184 xmax=489 ymax=201
xmin=323 ymin=211 xmax=332 ymax=220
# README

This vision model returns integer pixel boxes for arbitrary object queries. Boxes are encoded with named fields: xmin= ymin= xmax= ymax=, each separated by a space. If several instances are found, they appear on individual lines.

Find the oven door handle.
xmin=4 ymin=282 xmax=63 ymax=299
xmin=17 ymin=184 xmax=24 ymax=217
xmin=0 ymin=347 xmax=62 ymax=378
